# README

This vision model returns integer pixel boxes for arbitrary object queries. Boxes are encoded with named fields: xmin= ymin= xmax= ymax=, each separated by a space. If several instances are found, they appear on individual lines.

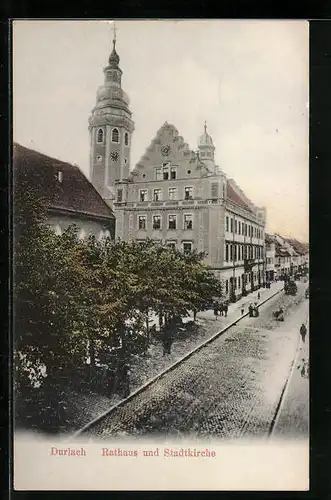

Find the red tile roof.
xmin=226 ymin=181 xmax=253 ymax=213
xmin=13 ymin=143 xmax=115 ymax=220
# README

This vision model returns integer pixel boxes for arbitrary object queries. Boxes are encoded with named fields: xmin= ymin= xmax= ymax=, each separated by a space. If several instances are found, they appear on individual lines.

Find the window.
xmin=183 ymin=242 xmax=192 ymax=254
xmin=97 ymin=128 xmax=104 ymax=143
xmin=153 ymin=189 xmax=162 ymax=201
xmin=234 ymin=244 xmax=237 ymax=261
xmin=140 ymin=189 xmax=148 ymax=202
xmin=168 ymin=187 xmax=177 ymax=200
xmin=155 ymin=168 xmax=162 ymax=181
xmin=235 ymin=220 xmax=237 ymax=234
xmin=184 ymin=214 xmax=193 ymax=230
xmin=168 ymin=215 xmax=177 ymax=230
xmin=238 ymin=276 xmax=241 ymax=288
xmin=230 ymin=244 xmax=234 ymax=261
xmin=184 ymin=186 xmax=193 ymax=200
xmin=112 ymin=128 xmax=119 ymax=143
xmin=170 ymin=166 xmax=177 ymax=179
xmin=117 ymin=189 xmax=123 ymax=202
xmin=124 ymin=132 xmax=129 ymax=146
xmin=96 ymin=155 xmax=102 ymax=163
xmin=166 ymin=241 xmax=176 ymax=249
xmin=153 ymin=215 xmax=161 ymax=230
xmin=225 ymin=243 xmax=229 ymax=261
xmin=245 ymin=223 xmax=247 ymax=236
xmin=163 ymin=162 xmax=170 ymax=179
xmin=138 ymin=216 xmax=147 ymax=230
xmin=230 ymin=218 xmax=234 ymax=233
xmin=226 ymin=216 xmax=229 ymax=232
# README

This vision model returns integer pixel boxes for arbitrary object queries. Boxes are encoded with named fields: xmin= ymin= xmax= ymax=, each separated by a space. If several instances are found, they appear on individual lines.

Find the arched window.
xmin=97 ymin=128 xmax=104 ymax=143
xmin=124 ymin=132 xmax=129 ymax=146
xmin=112 ymin=128 xmax=119 ymax=143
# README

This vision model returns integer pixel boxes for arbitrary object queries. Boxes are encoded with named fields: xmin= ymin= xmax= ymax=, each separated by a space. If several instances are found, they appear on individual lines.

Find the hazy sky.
xmin=13 ymin=20 xmax=309 ymax=241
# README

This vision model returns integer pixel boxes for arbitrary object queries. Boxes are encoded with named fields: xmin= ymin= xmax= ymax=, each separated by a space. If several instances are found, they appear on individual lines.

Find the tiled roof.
xmin=286 ymin=238 xmax=308 ymax=255
xmin=13 ymin=143 xmax=115 ymax=220
xmin=265 ymin=233 xmax=275 ymax=245
xmin=226 ymin=181 xmax=253 ymax=213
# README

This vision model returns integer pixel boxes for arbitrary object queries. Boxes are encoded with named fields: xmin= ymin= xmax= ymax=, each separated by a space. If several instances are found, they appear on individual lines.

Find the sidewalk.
xmin=196 ymin=280 xmax=284 ymax=323
xmin=272 ymin=319 xmax=309 ymax=438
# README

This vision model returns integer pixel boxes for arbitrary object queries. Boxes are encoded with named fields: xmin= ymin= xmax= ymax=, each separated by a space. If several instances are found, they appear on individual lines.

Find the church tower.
xmin=197 ymin=121 xmax=217 ymax=172
xmin=89 ymin=27 xmax=135 ymax=207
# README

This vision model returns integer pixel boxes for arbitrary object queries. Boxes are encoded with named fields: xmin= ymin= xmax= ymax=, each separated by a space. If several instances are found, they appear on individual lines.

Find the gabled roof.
xmin=265 ymin=233 xmax=275 ymax=245
xmin=13 ymin=143 xmax=115 ymax=220
xmin=226 ymin=180 xmax=254 ymax=213
xmin=285 ymin=238 xmax=308 ymax=255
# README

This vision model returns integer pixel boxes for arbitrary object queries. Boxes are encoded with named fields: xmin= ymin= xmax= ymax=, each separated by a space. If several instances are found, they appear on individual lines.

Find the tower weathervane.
xmin=204 ymin=121 xmax=207 ymax=134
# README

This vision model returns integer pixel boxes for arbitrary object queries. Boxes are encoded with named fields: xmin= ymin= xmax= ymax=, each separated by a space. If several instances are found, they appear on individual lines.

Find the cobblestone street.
xmin=80 ymin=282 xmax=308 ymax=439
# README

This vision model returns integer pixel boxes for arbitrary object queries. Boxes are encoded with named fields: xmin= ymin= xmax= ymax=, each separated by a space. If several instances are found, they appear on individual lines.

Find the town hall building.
xmin=89 ymin=32 xmax=266 ymax=301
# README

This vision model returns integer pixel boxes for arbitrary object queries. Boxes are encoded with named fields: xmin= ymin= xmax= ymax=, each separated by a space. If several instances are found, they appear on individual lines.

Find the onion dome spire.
xmin=108 ymin=22 xmax=120 ymax=68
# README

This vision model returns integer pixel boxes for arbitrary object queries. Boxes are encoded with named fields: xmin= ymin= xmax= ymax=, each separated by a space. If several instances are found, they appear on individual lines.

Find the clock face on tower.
xmin=161 ymin=145 xmax=171 ymax=156
xmin=110 ymin=150 xmax=119 ymax=161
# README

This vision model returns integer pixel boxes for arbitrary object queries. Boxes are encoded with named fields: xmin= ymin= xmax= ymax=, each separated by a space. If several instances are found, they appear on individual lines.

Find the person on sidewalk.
xmin=257 ymin=292 xmax=261 ymax=300
xmin=213 ymin=302 xmax=219 ymax=320
xmin=248 ymin=304 xmax=253 ymax=317
xmin=300 ymin=323 xmax=307 ymax=343
xmin=223 ymin=303 xmax=228 ymax=317
xmin=241 ymin=305 xmax=244 ymax=315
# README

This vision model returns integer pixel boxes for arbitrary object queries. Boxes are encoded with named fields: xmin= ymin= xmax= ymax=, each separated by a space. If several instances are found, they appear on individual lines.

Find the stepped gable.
xmin=13 ymin=143 xmax=115 ymax=220
xmin=133 ymin=121 xmax=195 ymax=171
xmin=226 ymin=179 xmax=254 ymax=214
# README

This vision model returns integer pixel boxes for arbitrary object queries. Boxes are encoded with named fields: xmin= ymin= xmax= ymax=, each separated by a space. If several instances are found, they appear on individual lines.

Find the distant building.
xmin=88 ymin=33 xmax=266 ymax=301
xmin=265 ymin=233 xmax=276 ymax=282
xmin=265 ymin=233 xmax=309 ymax=279
xmin=13 ymin=143 xmax=115 ymax=240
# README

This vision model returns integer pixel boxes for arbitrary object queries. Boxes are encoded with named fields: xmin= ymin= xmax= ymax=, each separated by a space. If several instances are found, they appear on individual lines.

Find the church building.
xmin=89 ymin=31 xmax=266 ymax=301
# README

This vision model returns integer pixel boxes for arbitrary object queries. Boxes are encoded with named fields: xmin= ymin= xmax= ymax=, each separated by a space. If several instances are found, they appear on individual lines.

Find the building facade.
xmin=13 ymin=143 xmax=116 ymax=240
xmin=89 ymin=35 xmax=266 ymax=301
xmin=265 ymin=234 xmax=276 ymax=282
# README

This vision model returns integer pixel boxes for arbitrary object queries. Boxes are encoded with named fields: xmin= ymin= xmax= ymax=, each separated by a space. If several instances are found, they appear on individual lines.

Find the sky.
xmin=13 ymin=20 xmax=309 ymax=241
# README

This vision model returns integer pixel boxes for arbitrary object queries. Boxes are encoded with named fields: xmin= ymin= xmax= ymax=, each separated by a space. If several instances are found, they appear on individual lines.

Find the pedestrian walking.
xmin=241 ymin=305 xmax=244 ymax=315
xmin=223 ymin=303 xmax=228 ymax=317
xmin=257 ymin=292 xmax=261 ymax=300
xmin=248 ymin=303 xmax=253 ymax=317
xmin=300 ymin=323 xmax=307 ymax=343
xmin=213 ymin=302 xmax=219 ymax=320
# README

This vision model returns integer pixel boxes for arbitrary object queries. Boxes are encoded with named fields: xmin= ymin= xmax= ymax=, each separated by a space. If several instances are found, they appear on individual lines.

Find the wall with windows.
xmin=47 ymin=213 xmax=115 ymax=241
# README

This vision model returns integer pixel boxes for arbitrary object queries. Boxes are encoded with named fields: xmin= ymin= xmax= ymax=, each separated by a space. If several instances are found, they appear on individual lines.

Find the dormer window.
xmin=97 ymin=128 xmax=104 ymax=144
xmin=124 ymin=132 xmax=129 ymax=146
xmin=112 ymin=128 xmax=119 ymax=143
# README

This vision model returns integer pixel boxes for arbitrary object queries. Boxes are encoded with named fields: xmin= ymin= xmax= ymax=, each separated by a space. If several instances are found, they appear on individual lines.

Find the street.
xmin=79 ymin=282 xmax=309 ymax=440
